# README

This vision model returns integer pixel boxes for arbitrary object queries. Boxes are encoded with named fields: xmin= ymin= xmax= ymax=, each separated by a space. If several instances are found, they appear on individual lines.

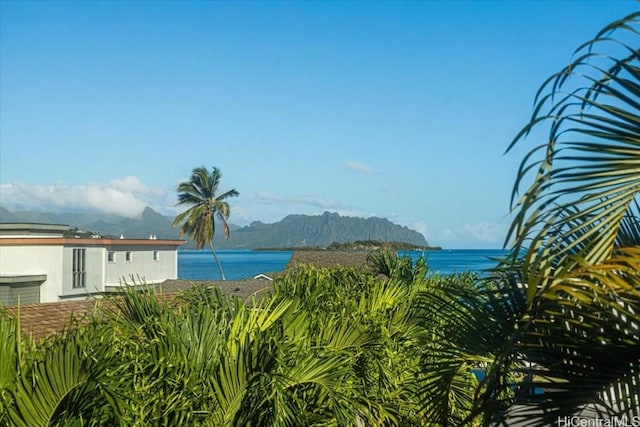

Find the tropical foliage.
xmin=173 ymin=166 xmax=239 ymax=280
xmin=476 ymin=11 xmax=640 ymax=425
xmin=1 ymin=11 xmax=638 ymax=427
xmin=2 ymin=256 xmax=495 ymax=426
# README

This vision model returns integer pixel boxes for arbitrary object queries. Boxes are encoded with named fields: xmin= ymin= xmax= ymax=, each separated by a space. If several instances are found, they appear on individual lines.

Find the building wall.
xmin=1 ymin=227 xmax=182 ymax=303
xmin=61 ymin=246 xmax=107 ymax=297
xmin=0 ymin=245 xmax=64 ymax=302
xmin=104 ymin=245 xmax=178 ymax=286
xmin=1 ymin=244 xmax=179 ymax=302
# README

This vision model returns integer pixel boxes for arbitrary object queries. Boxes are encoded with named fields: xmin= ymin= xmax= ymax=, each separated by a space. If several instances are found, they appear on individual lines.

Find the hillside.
xmin=0 ymin=208 xmax=429 ymax=248
xmin=226 ymin=211 xmax=428 ymax=248
xmin=0 ymin=207 xmax=17 ymax=222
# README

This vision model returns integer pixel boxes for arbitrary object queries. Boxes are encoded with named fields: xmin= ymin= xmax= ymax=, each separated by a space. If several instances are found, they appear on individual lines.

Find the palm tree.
xmin=173 ymin=166 xmax=239 ymax=281
xmin=2 ymin=283 xmax=374 ymax=426
xmin=474 ymin=11 xmax=640 ymax=424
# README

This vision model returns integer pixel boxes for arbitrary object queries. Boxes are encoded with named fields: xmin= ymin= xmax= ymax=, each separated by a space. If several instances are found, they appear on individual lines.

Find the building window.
xmin=72 ymin=249 xmax=86 ymax=288
xmin=153 ymin=251 xmax=159 ymax=261
xmin=125 ymin=251 xmax=133 ymax=262
xmin=107 ymin=251 xmax=116 ymax=263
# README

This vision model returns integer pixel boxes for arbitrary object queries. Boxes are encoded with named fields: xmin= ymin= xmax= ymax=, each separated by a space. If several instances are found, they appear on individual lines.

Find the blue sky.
xmin=0 ymin=1 xmax=637 ymax=248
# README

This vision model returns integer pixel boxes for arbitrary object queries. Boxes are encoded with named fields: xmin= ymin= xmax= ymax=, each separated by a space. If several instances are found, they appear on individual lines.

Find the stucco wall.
xmin=1 ymin=237 xmax=181 ymax=303
xmin=0 ymin=245 xmax=64 ymax=303
xmin=105 ymin=245 xmax=178 ymax=287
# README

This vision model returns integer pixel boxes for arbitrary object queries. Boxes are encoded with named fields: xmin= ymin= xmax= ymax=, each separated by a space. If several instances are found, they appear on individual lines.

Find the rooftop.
xmin=4 ymin=278 xmax=275 ymax=341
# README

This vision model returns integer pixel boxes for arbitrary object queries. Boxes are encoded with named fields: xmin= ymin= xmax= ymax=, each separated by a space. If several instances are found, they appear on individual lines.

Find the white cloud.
xmin=462 ymin=222 xmax=508 ymax=244
xmin=344 ymin=161 xmax=376 ymax=175
xmin=0 ymin=177 xmax=166 ymax=218
xmin=432 ymin=222 xmax=508 ymax=249
xmin=255 ymin=191 xmax=337 ymax=209
xmin=252 ymin=192 xmax=387 ymax=223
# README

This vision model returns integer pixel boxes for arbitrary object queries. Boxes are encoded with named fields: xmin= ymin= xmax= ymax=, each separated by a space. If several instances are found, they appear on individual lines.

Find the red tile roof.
xmin=5 ymin=298 xmax=102 ymax=342
xmin=2 ymin=279 xmax=275 ymax=342
xmin=4 ymin=292 xmax=182 ymax=342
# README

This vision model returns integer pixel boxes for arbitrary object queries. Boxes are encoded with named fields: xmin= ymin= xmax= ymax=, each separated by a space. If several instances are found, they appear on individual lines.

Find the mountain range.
xmin=0 ymin=207 xmax=429 ymax=249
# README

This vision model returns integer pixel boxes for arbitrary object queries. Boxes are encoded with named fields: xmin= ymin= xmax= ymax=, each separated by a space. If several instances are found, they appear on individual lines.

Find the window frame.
xmin=72 ymin=248 xmax=86 ymax=288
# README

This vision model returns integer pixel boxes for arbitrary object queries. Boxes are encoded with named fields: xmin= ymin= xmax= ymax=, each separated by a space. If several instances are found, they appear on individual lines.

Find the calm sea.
xmin=178 ymin=249 xmax=510 ymax=281
xmin=402 ymin=249 xmax=511 ymax=276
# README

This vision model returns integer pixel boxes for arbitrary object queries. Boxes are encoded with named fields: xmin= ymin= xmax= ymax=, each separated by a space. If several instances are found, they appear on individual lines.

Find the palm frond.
xmin=0 ymin=312 xmax=23 ymax=424
xmin=415 ymin=272 xmax=527 ymax=425
xmin=480 ymin=13 xmax=640 ymax=423
xmin=506 ymin=12 xmax=640 ymax=294
xmin=487 ymin=247 xmax=640 ymax=425
xmin=8 ymin=329 xmax=121 ymax=427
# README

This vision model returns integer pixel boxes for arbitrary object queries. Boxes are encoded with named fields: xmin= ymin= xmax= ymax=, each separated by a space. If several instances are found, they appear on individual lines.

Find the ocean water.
xmin=178 ymin=249 xmax=510 ymax=281
xmin=401 ymin=249 xmax=511 ymax=276
xmin=178 ymin=250 xmax=293 ymax=281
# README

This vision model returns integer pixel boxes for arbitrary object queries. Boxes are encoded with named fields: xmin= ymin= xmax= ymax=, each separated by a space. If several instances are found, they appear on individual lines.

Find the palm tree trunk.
xmin=209 ymin=242 xmax=226 ymax=281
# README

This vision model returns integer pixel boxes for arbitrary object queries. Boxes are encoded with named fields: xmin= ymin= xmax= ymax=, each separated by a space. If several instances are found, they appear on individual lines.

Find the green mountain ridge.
xmin=0 ymin=207 xmax=428 ymax=248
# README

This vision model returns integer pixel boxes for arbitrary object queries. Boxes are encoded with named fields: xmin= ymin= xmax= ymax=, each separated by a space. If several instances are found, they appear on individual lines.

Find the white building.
xmin=0 ymin=223 xmax=185 ymax=305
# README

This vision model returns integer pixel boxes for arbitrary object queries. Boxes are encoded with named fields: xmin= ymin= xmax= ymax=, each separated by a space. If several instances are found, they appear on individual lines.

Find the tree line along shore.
xmin=254 ymin=240 xmax=443 ymax=252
